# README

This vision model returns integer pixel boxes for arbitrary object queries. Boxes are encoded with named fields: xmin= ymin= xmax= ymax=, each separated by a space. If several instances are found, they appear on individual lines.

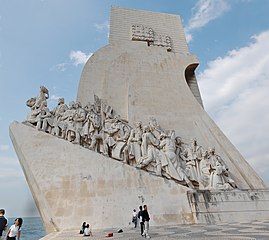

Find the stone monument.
xmin=9 ymin=6 xmax=269 ymax=235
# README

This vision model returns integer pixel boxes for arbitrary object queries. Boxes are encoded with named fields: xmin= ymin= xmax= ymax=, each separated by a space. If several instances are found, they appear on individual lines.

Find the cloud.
xmin=49 ymin=94 xmax=60 ymax=100
xmin=185 ymin=0 xmax=230 ymax=42
xmin=69 ymin=50 xmax=93 ymax=66
xmin=198 ymin=30 xmax=269 ymax=182
xmin=51 ymin=50 xmax=93 ymax=72
xmin=94 ymin=21 xmax=109 ymax=31
xmin=53 ymin=63 xmax=67 ymax=72
xmin=0 ymin=144 xmax=9 ymax=151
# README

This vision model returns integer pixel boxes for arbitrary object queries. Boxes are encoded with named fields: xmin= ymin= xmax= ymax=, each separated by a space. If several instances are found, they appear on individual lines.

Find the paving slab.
xmin=40 ymin=220 xmax=269 ymax=240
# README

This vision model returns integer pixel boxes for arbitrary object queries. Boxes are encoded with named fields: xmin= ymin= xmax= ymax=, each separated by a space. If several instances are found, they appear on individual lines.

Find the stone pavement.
xmin=41 ymin=220 xmax=269 ymax=240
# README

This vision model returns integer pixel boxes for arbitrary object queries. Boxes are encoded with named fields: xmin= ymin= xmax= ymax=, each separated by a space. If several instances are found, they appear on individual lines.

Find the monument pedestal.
xmin=188 ymin=190 xmax=269 ymax=224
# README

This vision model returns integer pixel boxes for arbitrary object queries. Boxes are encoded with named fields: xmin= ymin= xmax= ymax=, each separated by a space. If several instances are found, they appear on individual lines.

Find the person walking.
xmin=132 ymin=209 xmax=137 ymax=228
xmin=142 ymin=205 xmax=150 ymax=238
xmin=5 ymin=218 xmax=23 ymax=240
xmin=0 ymin=209 xmax=8 ymax=240
xmin=137 ymin=206 xmax=144 ymax=236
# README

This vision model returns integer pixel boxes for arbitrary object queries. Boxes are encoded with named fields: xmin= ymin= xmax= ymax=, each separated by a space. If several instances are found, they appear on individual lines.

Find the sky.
xmin=0 ymin=0 xmax=269 ymax=218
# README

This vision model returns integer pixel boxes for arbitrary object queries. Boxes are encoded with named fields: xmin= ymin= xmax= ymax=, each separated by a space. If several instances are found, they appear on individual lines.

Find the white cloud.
xmin=0 ymin=144 xmax=9 ymax=151
xmin=198 ymin=30 xmax=269 ymax=183
xmin=69 ymin=50 xmax=93 ymax=66
xmin=56 ymin=63 xmax=67 ymax=71
xmin=185 ymin=0 xmax=230 ymax=42
xmin=50 ymin=63 xmax=67 ymax=72
xmin=49 ymin=94 xmax=60 ymax=100
xmin=94 ymin=21 xmax=109 ymax=31
xmin=51 ymin=50 xmax=93 ymax=72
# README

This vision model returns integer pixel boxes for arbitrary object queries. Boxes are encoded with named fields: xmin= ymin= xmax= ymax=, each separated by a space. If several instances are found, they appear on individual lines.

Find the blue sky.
xmin=1 ymin=0 xmax=269 ymax=217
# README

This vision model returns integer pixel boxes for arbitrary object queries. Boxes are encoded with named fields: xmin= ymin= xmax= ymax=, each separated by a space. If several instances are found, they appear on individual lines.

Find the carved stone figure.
xmin=72 ymin=102 xmax=86 ymax=144
xmin=159 ymin=132 xmax=193 ymax=188
xmin=40 ymin=98 xmax=67 ymax=135
xmin=51 ymin=98 xmax=68 ymax=138
xmin=23 ymin=86 xmax=237 ymax=190
xmin=175 ymin=136 xmax=186 ymax=171
xmin=111 ymin=117 xmax=131 ymax=161
xmin=127 ymin=121 xmax=143 ymax=165
xmin=61 ymin=101 xmax=76 ymax=142
xmin=207 ymin=147 xmax=226 ymax=170
xmin=33 ymin=85 xmax=49 ymax=110
xmin=82 ymin=103 xmax=102 ymax=148
xmin=182 ymin=138 xmax=203 ymax=183
xmin=36 ymin=101 xmax=52 ymax=131
xmin=148 ymin=117 xmax=164 ymax=140
xmin=137 ymin=125 xmax=161 ymax=175
xmin=25 ymin=106 xmax=41 ymax=126
xmin=209 ymin=160 xmax=235 ymax=190
xmin=199 ymin=150 xmax=211 ymax=189
xmin=102 ymin=116 xmax=121 ymax=157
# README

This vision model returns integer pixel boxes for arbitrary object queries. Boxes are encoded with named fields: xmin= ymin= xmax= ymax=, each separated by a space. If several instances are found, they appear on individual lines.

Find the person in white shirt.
xmin=5 ymin=218 xmax=23 ymax=240
xmin=132 ymin=209 xmax=137 ymax=228
xmin=83 ymin=224 xmax=92 ymax=237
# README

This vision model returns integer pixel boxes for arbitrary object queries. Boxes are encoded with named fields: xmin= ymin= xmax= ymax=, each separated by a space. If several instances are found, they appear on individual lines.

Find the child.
xmin=5 ymin=218 xmax=23 ymax=240
xmin=132 ymin=209 xmax=137 ymax=228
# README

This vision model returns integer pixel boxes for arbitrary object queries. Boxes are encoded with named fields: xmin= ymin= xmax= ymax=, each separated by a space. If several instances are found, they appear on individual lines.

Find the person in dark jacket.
xmin=79 ymin=222 xmax=87 ymax=234
xmin=0 ymin=209 xmax=8 ymax=240
xmin=137 ymin=206 xmax=144 ymax=235
xmin=142 ymin=205 xmax=150 ymax=238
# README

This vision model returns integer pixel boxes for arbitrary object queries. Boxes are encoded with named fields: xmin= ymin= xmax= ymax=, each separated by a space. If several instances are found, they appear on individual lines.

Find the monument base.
xmin=188 ymin=189 xmax=269 ymax=224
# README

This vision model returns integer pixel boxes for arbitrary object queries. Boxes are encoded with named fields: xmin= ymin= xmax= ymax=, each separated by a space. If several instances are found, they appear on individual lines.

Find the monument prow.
xmin=10 ymin=6 xmax=269 ymax=236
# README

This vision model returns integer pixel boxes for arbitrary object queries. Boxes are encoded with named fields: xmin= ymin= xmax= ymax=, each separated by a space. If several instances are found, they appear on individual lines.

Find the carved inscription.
xmin=131 ymin=25 xmax=154 ymax=42
xmin=131 ymin=24 xmax=172 ymax=52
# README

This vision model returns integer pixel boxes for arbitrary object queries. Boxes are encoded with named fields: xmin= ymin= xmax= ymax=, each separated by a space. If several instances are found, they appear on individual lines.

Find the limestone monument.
xmin=9 ymin=6 xmax=269 ymax=236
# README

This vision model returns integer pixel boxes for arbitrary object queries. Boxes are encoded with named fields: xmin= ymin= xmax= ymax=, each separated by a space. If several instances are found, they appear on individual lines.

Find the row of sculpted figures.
xmin=24 ymin=86 xmax=237 ymax=190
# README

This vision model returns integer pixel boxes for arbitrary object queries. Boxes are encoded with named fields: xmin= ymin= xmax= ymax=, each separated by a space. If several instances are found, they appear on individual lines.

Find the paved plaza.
xmin=41 ymin=220 xmax=269 ymax=240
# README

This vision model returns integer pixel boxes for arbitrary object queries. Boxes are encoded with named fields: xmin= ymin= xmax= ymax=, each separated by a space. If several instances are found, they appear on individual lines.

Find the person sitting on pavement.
xmin=80 ymin=222 xmax=87 ymax=234
xmin=83 ymin=224 xmax=92 ymax=237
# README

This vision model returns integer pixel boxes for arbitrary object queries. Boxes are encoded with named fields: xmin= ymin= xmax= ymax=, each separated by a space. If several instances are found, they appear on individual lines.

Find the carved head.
xmin=175 ymin=136 xmax=182 ymax=144
xmin=143 ymin=125 xmax=150 ymax=133
xmin=40 ymin=85 xmax=49 ymax=94
xmin=149 ymin=117 xmax=157 ymax=127
xmin=58 ymin=98 xmax=64 ymax=105
xmin=160 ymin=133 xmax=167 ymax=140
xmin=69 ymin=101 xmax=75 ymax=108
xmin=135 ymin=121 xmax=142 ymax=128
xmin=209 ymin=147 xmax=215 ymax=154
xmin=85 ymin=101 xmax=91 ymax=108
xmin=76 ymin=101 xmax=82 ymax=108
xmin=191 ymin=138 xmax=197 ymax=145
xmin=114 ymin=114 xmax=121 ymax=121
xmin=215 ymin=161 xmax=224 ymax=174
xmin=202 ymin=150 xmax=208 ymax=158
